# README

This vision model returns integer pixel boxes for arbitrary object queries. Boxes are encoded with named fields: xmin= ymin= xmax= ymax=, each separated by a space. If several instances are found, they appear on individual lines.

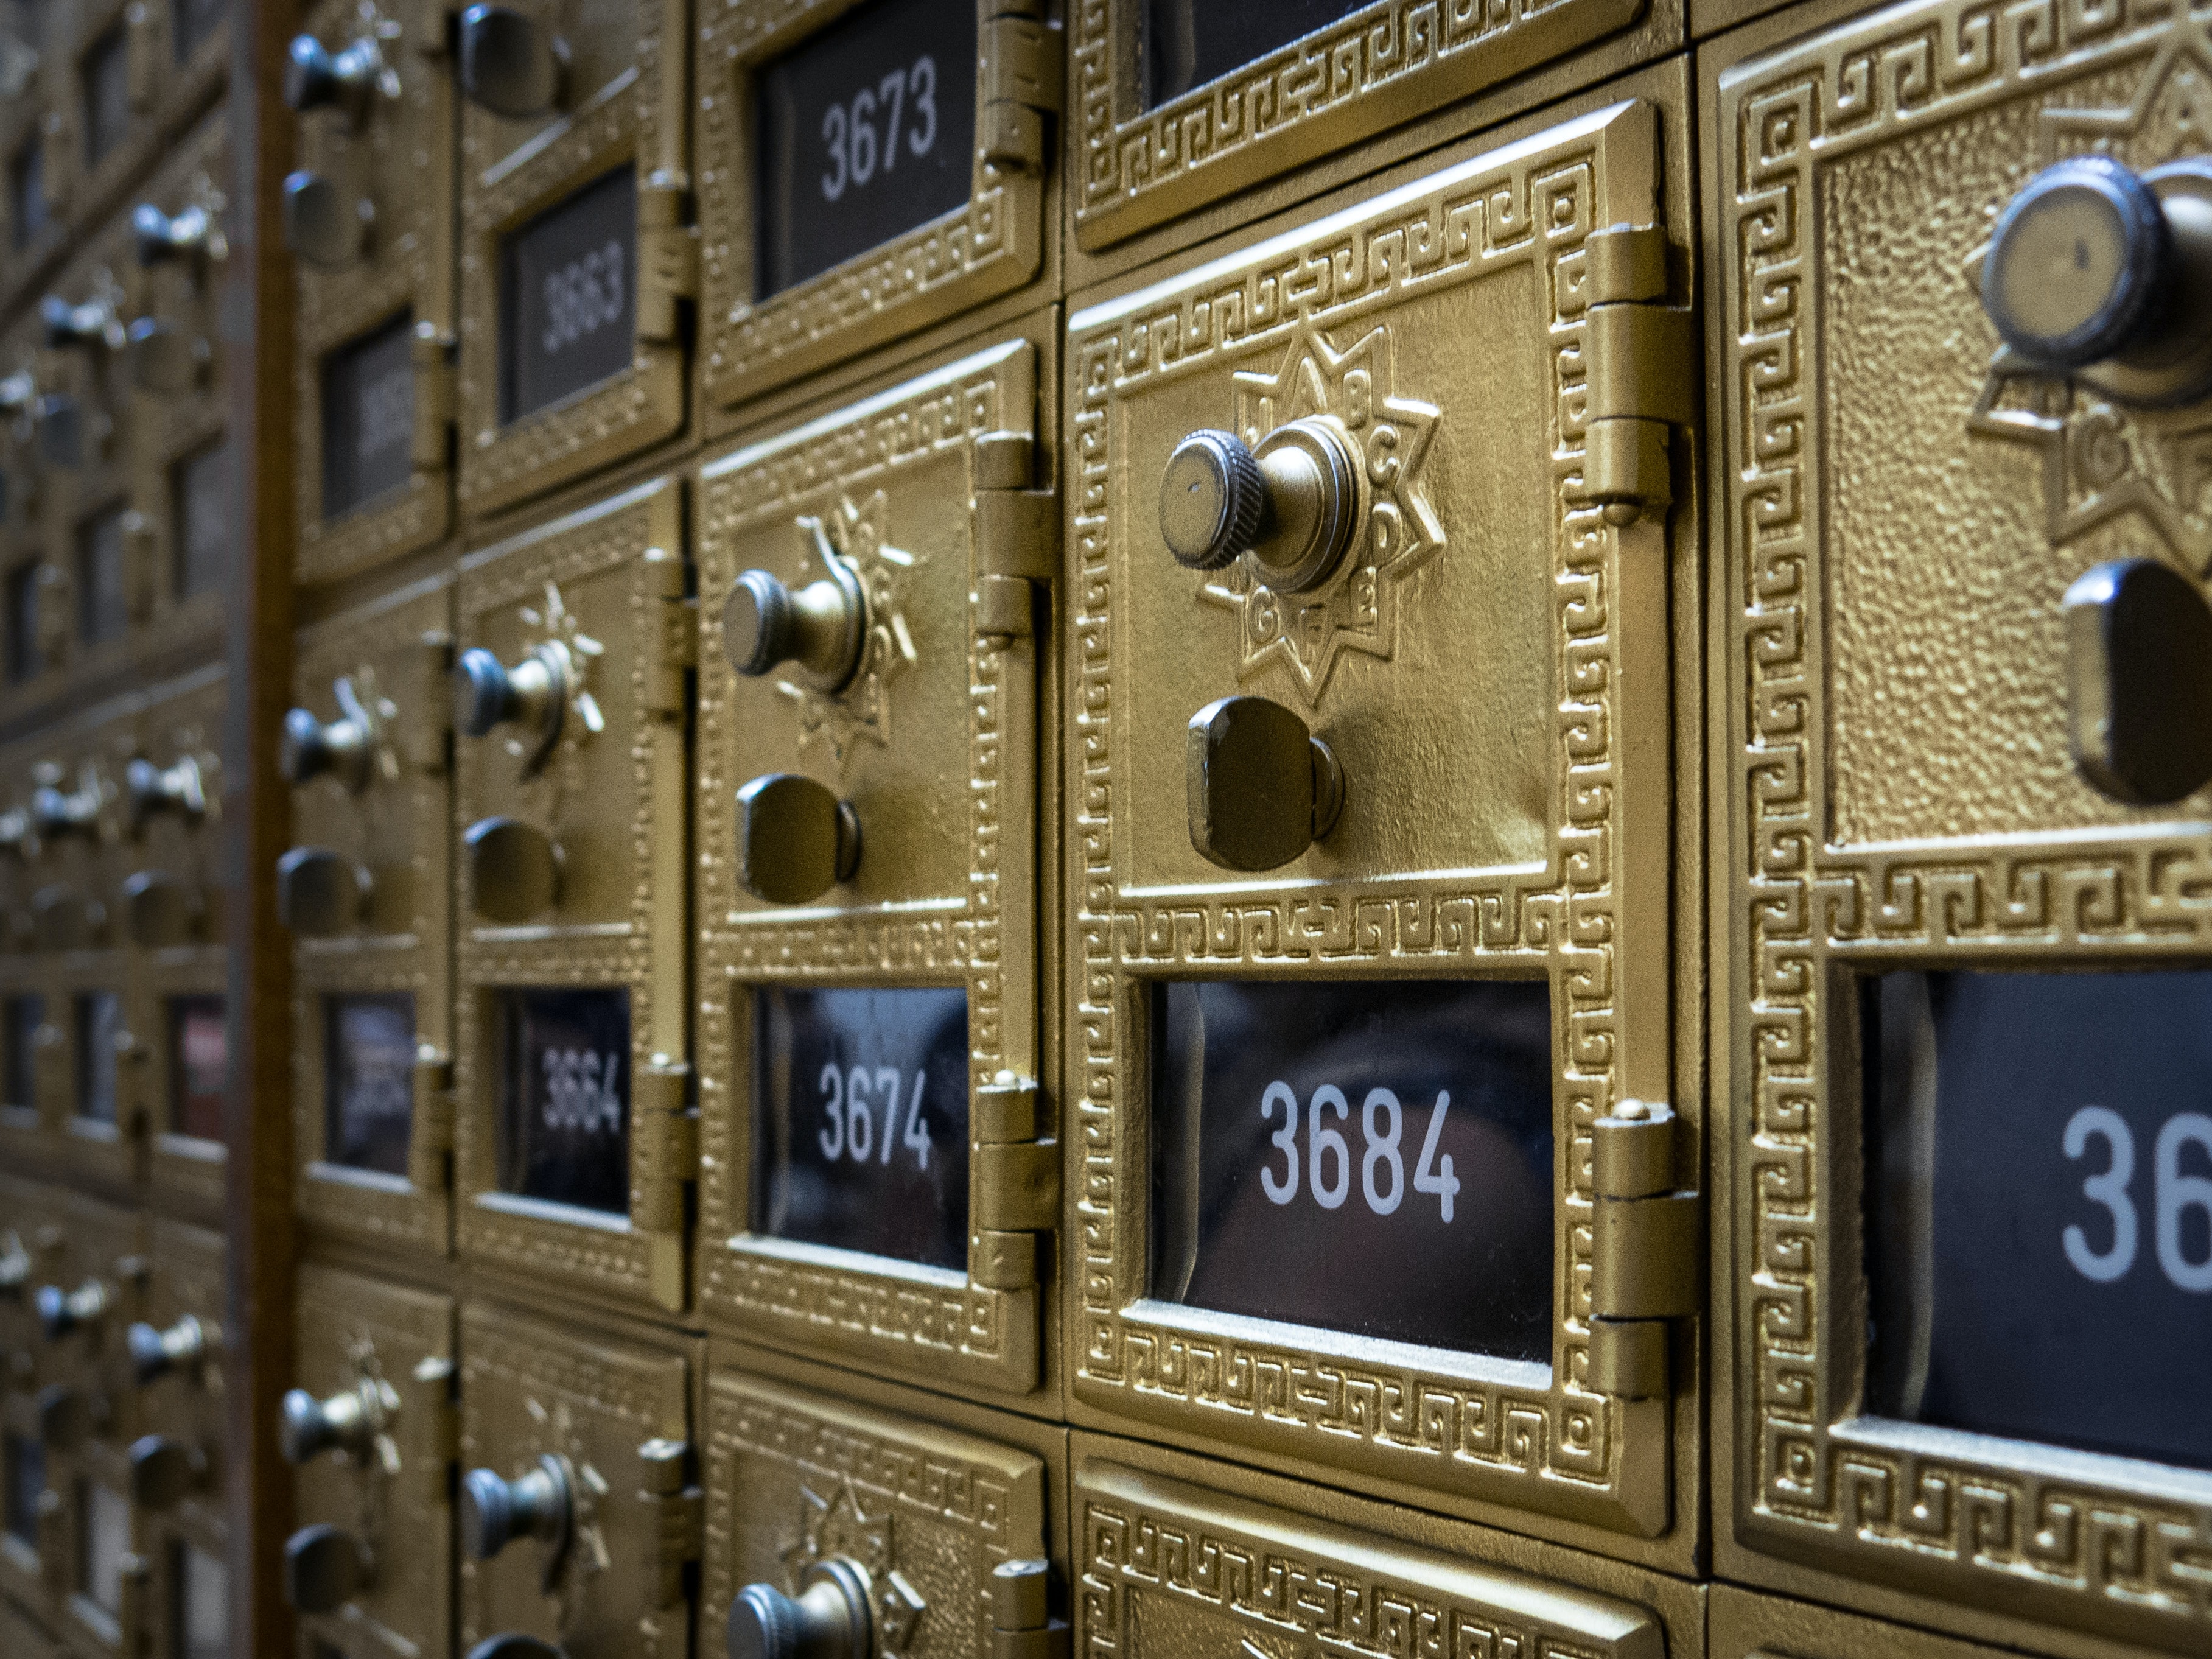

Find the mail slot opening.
xmin=4 ymin=993 xmax=43 ymax=1110
xmin=171 ymin=1537 xmax=226 ymax=1659
xmin=167 ymin=994 xmax=225 ymax=1142
xmin=80 ymin=1477 xmax=129 ymax=1613
xmin=2 ymin=1431 xmax=41 ymax=1546
xmin=1140 ymin=0 xmax=1368 ymax=110
xmin=1149 ymin=978 xmax=1555 ymax=1362
xmin=495 ymin=986 xmax=631 ymax=1215
xmin=77 ymin=503 xmax=130 ymax=648
xmin=74 ymin=991 xmax=123 ymax=1125
xmin=751 ymin=0 xmax=977 ymax=299
xmin=323 ymin=992 xmax=414 ymax=1177
xmin=320 ymin=310 xmax=416 ymax=522
xmin=1862 ymin=967 xmax=2212 ymax=1469
xmin=751 ymin=986 xmax=970 ymax=1270
xmin=497 ymin=166 xmax=637 ymax=424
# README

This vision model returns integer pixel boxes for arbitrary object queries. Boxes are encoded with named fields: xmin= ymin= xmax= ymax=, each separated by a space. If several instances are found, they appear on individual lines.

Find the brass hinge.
xmin=1572 ymin=224 xmax=1692 ymax=522
xmin=1588 ymin=1098 xmax=1699 ymax=1400
xmin=408 ymin=324 xmax=454 ymax=474
xmin=971 ymin=1074 xmax=1059 ymax=1288
xmin=980 ymin=9 xmax=1062 ymax=172
xmin=990 ymin=1559 xmax=1069 ymax=1659
xmin=402 ymin=631 xmax=454 ymax=774
xmin=973 ymin=431 xmax=1058 ymax=645
xmin=122 ymin=510 xmax=157 ymax=623
xmin=639 ymin=177 xmax=697 ymax=345
xmin=404 ymin=1355 xmax=457 ymax=1506
xmin=637 ymin=1439 xmax=701 ymax=1610
xmin=116 ymin=1549 xmax=151 ymax=1658
xmin=642 ymin=547 xmax=695 ymax=717
xmin=407 ymin=1048 xmax=453 ymax=1194
xmin=631 ymin=1064 xmax=697 ymax=1236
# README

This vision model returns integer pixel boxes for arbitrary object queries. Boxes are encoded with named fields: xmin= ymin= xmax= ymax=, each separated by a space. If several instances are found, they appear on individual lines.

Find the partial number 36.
xmin=2062 ymin=1106 xmax=2212 ymax=1291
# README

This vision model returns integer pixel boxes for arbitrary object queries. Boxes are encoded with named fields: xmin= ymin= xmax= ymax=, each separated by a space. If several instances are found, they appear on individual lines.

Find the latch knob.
xmin=30 ymin=780 xmax=99 ymax=840
xmin=121 ymin=870 xmax=198 ymax=949
xmin=725 ymin=1558 xmax=873 ymax=1659
xmin=124 ymin=317 xmax=204 ymax=396
xmin=459 ymin=5 xmax=570 ymax=119
xmin=278 ymin=1381 xmax=389 ymax=1465
xmin=463 ymin=816 xmax=560 ymax=924
xmin=127 ymin=1435 xmax=201 ymax=1511
xmin=280 ymin=704 xmax=371 ymax=788
xmin=721 ymin=561 xmax=866 ymax=690
xmin=282 ymin=171 xmax=366 ymax=270
xmin=455 ymin=647 xmax=563 ymax=741
xmin=127 ymin=1313 xmax=211 ymax=1384
xmin=2062 ymin=556 xmax=2212 ymax=805
xmin=35 ymin=1278 xmax=110 ymax=1341
xmin=460 ymin=1456 xmax=572 ymax=1560
xmin=276 ymin=846 xmax=371 ymax=936
xmin=1160 ymin=421 xmax=1364 ymax=592
xmin=283 ymin=33 xmax=380 ymax=116
xmin=41 ymin=293 xmax=121 ymax=352
xmin=132 ymin=202 xmax=217 ymax=267
xmin=284 ymin=1523 xmax=370 ymax=1615
xmin=734 ymin=773 xmax=860 ymax=905
xmin=126 ymin=755 xmax=204 ymax=835
xmin=466 ymin=1640 xmax=565 ymax=1659
xmin=33 ymin=1384 xmax=90 ymax=1451
xmin=1185 ymin=696 xmax=1343 ymax=871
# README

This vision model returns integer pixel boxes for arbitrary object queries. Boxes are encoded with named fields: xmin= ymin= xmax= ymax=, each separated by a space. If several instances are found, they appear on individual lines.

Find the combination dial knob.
xmin=1159 ymin=419 xmax=1365 ymax=592
xmin=459 ymin=5 xmax=570 ymax=119
xmin=459 ymin=1456 xmax=572 ymax=1561
xmin=35 ymin=1277 xmax=110 ymax=1341
xmin=454 ymin=647 xmax=564 ymax=743
xmin=278 ymin=1379 xmax=395 ymax=1465
xmin=40 ymin=292 xmax=122 ymax=352
xmin=279 ymin=702 xmax=373 ymax=790
xmin=125 ymin=755 xmax=205 ymax=837
xmin=132 ymin=202 xmax=219 ymax=267
xmin=721 ymin=558 xmax=867 ymax=690
xmin=724 ymin=1558 xmax=873 ymax=1659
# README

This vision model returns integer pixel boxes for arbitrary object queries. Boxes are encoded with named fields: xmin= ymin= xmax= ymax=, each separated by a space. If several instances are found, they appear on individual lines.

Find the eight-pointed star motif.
xmin=781 ymin=1481 xmax=926 ymax=1654
xmin=777 ymin=491 xmax=919 ymax=768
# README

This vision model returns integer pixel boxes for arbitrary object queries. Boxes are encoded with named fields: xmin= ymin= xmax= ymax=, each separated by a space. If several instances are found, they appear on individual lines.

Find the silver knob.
xmin=35 ymin=1277 xmax=110 ymax=1341
xmin=125 ymin=754 xmax=205 ymax=837
xmin=721 ymin=560 xmax=866 ymax=690
xmin=278 ymin=1380 xmax=392 ymax=1465
xmin=460 ymin=1456 xmax=571 ymax=1560
xmin=459 ymin=5 xmax=570 ymax=119
xmin=127 ymin=1313 xmax=212 ymax=1385
xmin=279 ymin=702 xmax=372 ymax=789
xmin=725 ymin=1558 xmax=873 ymax=1659
xmin=41 ymin=292 xmax=122 ymax=352
xmin=1160 ymin=419 xmax=1365 ymax=592
xmin=283 ymin=32 xmax=382 ymax=118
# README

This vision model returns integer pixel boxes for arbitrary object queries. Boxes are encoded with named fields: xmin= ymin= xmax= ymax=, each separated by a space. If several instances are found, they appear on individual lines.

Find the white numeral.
xmin=540 ymin=240 xmax=625 ymax=356
xmin=539 ymin=1048 xmax=621 ymax=1134
xmin=815 ymin=1062 xmax=935 ymax=1174
xmin=1259 ymin=1081 xmax=1456 ymax=1223
xmin=2062 ymin=1105 xmax=2212 ymax=1292
xmin=817 ymin=56 xmax=940 ymax=206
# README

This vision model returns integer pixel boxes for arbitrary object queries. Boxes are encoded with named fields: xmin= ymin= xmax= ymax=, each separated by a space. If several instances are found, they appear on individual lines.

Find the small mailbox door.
xmin=129 ymin=1218 xmax=225 ymax=1659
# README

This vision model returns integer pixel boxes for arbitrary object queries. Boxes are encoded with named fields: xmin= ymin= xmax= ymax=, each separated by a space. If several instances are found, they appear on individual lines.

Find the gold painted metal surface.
xmin=1711 ymin=1583 xmax=2019 ymax=1659
xmin=127 ymin=1216 xmax=225 ymax=1654
xmin=693 ymin=323 xmax=1062 ymax=1400
xmin=47 ymin=0 xmax=225 ymax=245
xmin=454 ymin=0 xmax=692 ymax=517
xmin=453 ymin=475 xmax=696 ymax=1313
xmin=289 ymin=572 xmax=458 ymax=1258
xmin=0 ymin=6 xmax=68 ymax=317
xmin=695 ymin=0 xmax=1059 ymax=409
xmin=1711 ymin=2 xmax=2212 ymax=1652
xmin=1063 ymin=96 xmax=1693 ymax=1543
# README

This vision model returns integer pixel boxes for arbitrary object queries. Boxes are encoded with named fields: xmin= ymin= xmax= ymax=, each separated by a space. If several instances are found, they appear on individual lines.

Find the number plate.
xmin=751 ymin=986 xmax=970 ymax=1270
xmin=498 ymin=167 xmax=637 ymax=424
xmin=495 ymin=987 xmax=631 ymax=1215
xmin=82 ymin=26 xmax=130 ymax=170
xmin=323 ymin=993 xmax=415 ymax=1177
xmin=173 ymin=439 xmax=233 ymax=601
xmin=752 ymin=0 xmax=976 ymax=298
xmin=2 ymin=1433 xmax=41 ymax=1545
xmin=1151 ymin=980 xmax=1554 ymax=1359
xmin=75 ymin=991 xmax=121 ymax=1124
xmin=173 ymin=0 xmax=225 ymax=63
xmin=76 ymin=505 xmax=128 ymax=648
xmin=320 ymin=313 xmax=417 ymax=521
xmin=167 ymin=994 xmax=225 ymax=1142
xmin=9 ymin=141 xmax=46 ymax=249
xmin=4 ymin=561 xmax=37 ymax=683
xmin=1139 ymin=0 xmax=1367 ymax=108
xmin=172 ymin=1540 xmax=226 ymax=1659
xmin=83 ymin=1479 xmax=129 ymax=1612
xmin=1863 ymin=970 xmax=2212 ymax=1468
xmin=5 ymin=995 xmax=42 ymax=1110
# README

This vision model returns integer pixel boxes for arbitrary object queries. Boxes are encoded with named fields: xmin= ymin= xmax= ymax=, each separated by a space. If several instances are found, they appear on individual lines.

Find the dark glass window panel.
xmin=495 ymin=987 xmax=631 ymax=1215
xmin=167 ymin=994 xmax=225 ymax=1141
xmin=499 ymin=167 xmax=636 ymax=423
xmin=171 ymin=1539 xmax=226 ymax=1659
xmin=1150 ymin=978 xmax=1555 ymax=1361
xmin=323 ymin=993 xmax=415 ymax=1177
xmin=5 ymin=994 xmax=44 ymax=1109
xmin=752 ymin=0 xmax=976 ymax=299
xmin=751 ymin=986 xmax=970 ymax=1270
xmin=77 ymin=503 xmax=129 ymax=647
xmin=7 ymin=559 xmax=41 ymax=683
xmin=320 ymin=312 xmax=416 ymax=521
xmin=1141 ymin=0 xmax=1369 ymax=108
xmin=1864 ymin=969 xmax=2212 ymax=1469
xmin=80 ymin=1478 xmax=127 ymax=1610
xmin=173 ymin=437 xmax=233 ymax=600
xmin=9 ymin=139 xmax=45 ymax=251
xmin=75 ymin=991 xmax=121 ymax=1123
xmin=172 ymin=0 xmax=224 ymax=62
xmin=82 ymin=27 xmax=129 ymax=169
xmin=2 ymin=1431 xmax=41 ymax=1546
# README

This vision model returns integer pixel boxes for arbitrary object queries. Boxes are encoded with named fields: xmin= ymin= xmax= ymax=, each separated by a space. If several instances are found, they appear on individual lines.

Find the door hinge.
xmin=990 ymin=1558 xmax=1070 ymax=1659
xmin=123 ymin=511 xmax=158 ymax=623
xmin=116 ymin=1549 xmax=151 ymax=1658
xmin=1588 ymin=1098 xmax=1700 ymax=1400
xmin=971 ymin=1073 xmax=1059 ymax=1288
xmin=409 ymin=324 xmax=454 ymax=474
xmin=407 ymin=1049 xmax=453 ymax=1194
xmin=404 ymin=1355 xmax=457 ymax=1507
xmin=641 ymin=547 xmax=695 ymax=717
xmin=981 ymin=7 xmax=1062 ymax=172
xmin=631 ymin=1063 xmax=696 ymax=1236
xmin=639 ymin=176 xmax=698 ymax=345
xmin=637 ymin=1439 xmax=701 ymax=1609
xmin=402 ymin=631 xmax=454 ymax=775
xmin=973 ymin=432 xmax=1057 ymax=645
xmin=1572 ymin=225 xmax=1692 ymax=523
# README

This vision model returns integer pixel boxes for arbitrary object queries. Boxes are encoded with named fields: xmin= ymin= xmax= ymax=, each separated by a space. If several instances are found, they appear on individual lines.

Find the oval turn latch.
xmin=463 ymin=816 xmax=561 ymax=924
xmin=279 ymin=1378 xmax=396 ymax=1465
xmin=122 ymin=870 xmax=199 ymax=949
xmin=1160 ymin=421 xmax=1366 ymax=592
xmin=721 ymin=558 xmax=867 ymax=690
xmin=460 ymin=1455 xmax=572 ymax=1562
xmin=1185 ymin=696 xmax=1344 ymax=872
xmin=284 ymin=1523 xmax=372 ymax=1615
xmin=466 ymin=1640 xmax=566 ymax=1659
xmin=127 ymin=1434 xmax=203 ymax=1512
xmin=2062 ymin=557 xmax=2212 ymax=805
xmin=735 ymin=774 xmax=860 ymax=906
xmin=276 ymin=846 xmax=372 ymax=937
xmin=458 ymin=5 xmax=570 ymax=119
xmin=127 ymin=1313 xmax=212 ymax=1385
xmin=282 ymin=172 xmax=368 ymax=270
xmin=35 ymin=1277 xmax=110 ymax=1341
xmin=284 ymin=31 xmax=383 ymax=117
xmin=725 ymin=1557 xmax=873 ymax=1659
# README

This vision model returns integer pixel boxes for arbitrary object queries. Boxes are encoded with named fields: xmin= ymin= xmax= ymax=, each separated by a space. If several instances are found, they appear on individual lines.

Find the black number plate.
xmin=1864 ymin=969 xmax=2212 ymax=1468
xmin=751 ymin=986 xmax=970 ymax=1269
xmin=75 ymin=991 xmax=122 ymax=1124
xmin=499 ymin=167 xmax=637 ymax=423
xmin=6 ymin=559 xmax=40 ymax=683
xmin=496 ymin=987 xmax=631 ymax=1215
xmin=323 ymin=993 xmax=414 ymax=1177
xmin=167 ymin=994 xmax=225 ymax=1142
xmin=172 ymin=1539 xmax=227 ymax=1659
xmin=3 ymin=1431 xmax=42 ymax=1546
xmin=320 ymin=311 xmax=416 ymax=521
xmin=1141 ymin=0 xmax=1368 ymax=109
xmin=5 ymin=994 xmax=42 ymax=1110
xmin=173 ymin=0 xmax=226 ymax=63
xmin=174 ymin=438 xmax=233 ymax=600
xmin=77 ymin=504 xmax=128 ymax=647
xmin=1150 ymin=978 xmax=1555 ymax=1361
xmin=83 ymin=27 xmax=130 ymax=169
xmin=9 ymin=140 xmax=46 ymax=251
xmin=752 ymin=0 xmax=976 ymax=300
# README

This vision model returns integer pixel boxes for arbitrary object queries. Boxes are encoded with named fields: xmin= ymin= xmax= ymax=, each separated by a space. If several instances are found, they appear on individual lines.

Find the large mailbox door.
xmin=289 ymin=0 xmax=457 ymax=587
xmin=286 ymin=573 xmax=457 ymax=1258
xmin=0 ymin=743 xmax=60 ymax=1171
xmin=285 ymin=1263 xmax=455 ymax=1659
xmin=128 ymin=1219 xmax=226 ymax=1659
xmin=1065 ymin=94 xmax=1697 ymax=1548
xmin=695 ymin=0 xmax=1060 ymax=410
xmin=51 ymin=0 xmax=223 ymax=237
xmin=1715 ymin=2 xmax=2212 ymax=1653
xmin=455 ymin=0 xmax=692 ymax=517
xmin=457 ymin=1299 xmax=696 ymax=1656
xmin=453 ymin=477 xmax=695 ymax=1314
xmin=695 ymin=327 xmax=1061 ymax=1403
xmin=0 ymin=307 xmax=68 ymax=708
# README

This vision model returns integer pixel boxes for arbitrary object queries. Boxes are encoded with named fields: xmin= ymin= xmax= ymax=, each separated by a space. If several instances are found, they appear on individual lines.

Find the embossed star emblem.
xmin=511 ymin=580 xmax=605 ymax=816
xmin=332 ymin=667 xmax=401 ymax=786
xmin=777 ymin=492 xmax=918 ymax=767
xmin=782 ymin=1482 xmax=926 ymax=1655
xmin=520 ymin=1394 xmax=611 ymax=1622
xmin=1197 ymin=321 xmax=1443 ymax=704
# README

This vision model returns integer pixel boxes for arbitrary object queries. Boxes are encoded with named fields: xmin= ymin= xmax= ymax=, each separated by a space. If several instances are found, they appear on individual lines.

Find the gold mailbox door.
xmin=453 ymin=476 xmax=695 ymax=1314
xmin=50 ymin=0 xmax=222 ymax=237
xmin=0 ymin=738 xmax=59 ymax=1171
xmin=287 ymin=1263 xmax=456 ymax=1659
xmin=702 ymin=1361 xmax=1055 ymax=1658
xmin=1715 ymin=2 xmax=2212 ymax=1652
xmin=290 ymin=0 xmax=457 ymax=586
xmin=128 ymin=1217 xmax=225 ymax=1659
xmin=457 ymin=1299 xmax=696 ymax=1657
xmin=0 ymin=7 xmax=68 ymax=312
xmin=1712 ymin=1585 xmax=2018 ymax=1659
xmin=455 ymin=0 xmax=692 ymax=517
xmin=0 ymin=306 xmax=68 ymax=708
xmin=131 ymin=664 xmax=226 ymax=1212
xmin=695 ymin=328 xmax=1060 ymax=1402
xmin=695 ymin=0 xmax=1060 ymax=409
xmin=287 ymin=573 xmax=457 ymax=1258
xmin=1065 ymin=96 xmax=1696 ymax=1544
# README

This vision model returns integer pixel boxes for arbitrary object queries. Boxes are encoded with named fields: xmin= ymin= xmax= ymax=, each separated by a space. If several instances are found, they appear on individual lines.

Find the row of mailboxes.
xmin=0 ymin=1174 xmax=228 ymax=1659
